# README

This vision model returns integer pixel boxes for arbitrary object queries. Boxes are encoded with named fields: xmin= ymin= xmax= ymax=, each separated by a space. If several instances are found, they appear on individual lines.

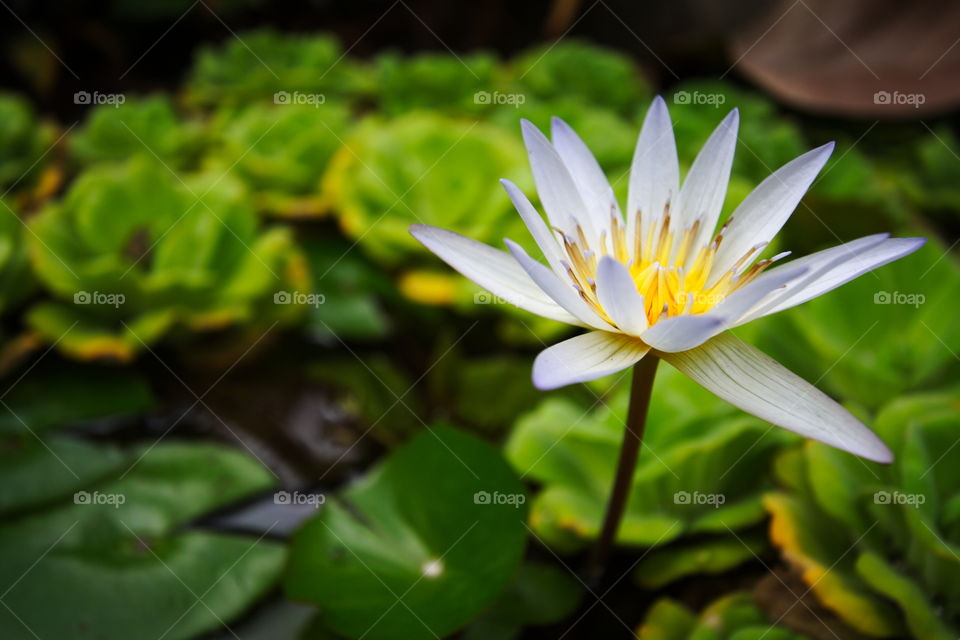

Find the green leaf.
xmin=26 ymin=158 xmax=307 ymax=358
xmin=211 ymin=102 xmax=352 ymax=215
xmin=0 ymin=92 xmax=55 ymax=192
xmin=0 ymin=441 xmax=283 ymax=640
xmin=286 ymin=426 xmax=528 ymax=640
xmin=638 ymin=592 xmax=810 ymax=640
xmin=856 ymin=552 xmax=954 ymax=640
xmin=0 ymin=434 xmax=127 ymax=515
xmin=462 ymin=562 xmax=582 ymax=640
xmin=634 ymin=533 xmax=768 ymax=589
xmin=510 ymin=40 xmax=650 ymax=116
xmin=373 ymin=51 xmax=501 ymax=116
xmin=506 ymin=369 xmax=787 ymax=555
xmin=70 ymin=95 xmax=203 ymax=169
xmin=185 ymin=29 xmax=372 ymax=108
xmin=326 ymin=113 xmax=534 ymax=267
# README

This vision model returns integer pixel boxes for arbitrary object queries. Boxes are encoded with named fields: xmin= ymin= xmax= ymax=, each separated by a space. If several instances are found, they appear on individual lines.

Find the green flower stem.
xmin=585 ymin=353 xmax=660 ymax=587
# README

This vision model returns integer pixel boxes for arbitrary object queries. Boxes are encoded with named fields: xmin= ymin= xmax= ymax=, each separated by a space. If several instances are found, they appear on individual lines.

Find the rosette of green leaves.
xmin=325 ymin=113 xmax=533 ymax=266
xmin=638 ymin=592 xmax=810 ymax=640
xmin=0 ymin=92 xmax=55 ymax=193
xmin=764 ymin=390 xmax=960 ymax=639
xmin=209 ymin=101 xmax=351 ymax=217
xmin=0 ymin=198 xmax=34 ymax=313
xmin=70 ymin=95 xmax=204 ymax=169
xmin=510 ymin=39 xmax=651 ymax=116
xmin=506 ymin=366 xmax=793 ymax=586
xmin=373 ymin=50 xmax=502 ymax=115
xmin=184 ymin=29 xmax=372 ymax=108
xmin=323 ymin=112 xmax=566 ymax=341
xmin=25 ymin=157 xmax=308 ymax=361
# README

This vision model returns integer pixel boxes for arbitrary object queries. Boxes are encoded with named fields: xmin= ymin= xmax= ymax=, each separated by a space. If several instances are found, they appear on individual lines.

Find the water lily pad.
xmin=0 ymin=441 xmax=283 ymax=640
xmin=286 ymin=426 xmax=528 ymax=640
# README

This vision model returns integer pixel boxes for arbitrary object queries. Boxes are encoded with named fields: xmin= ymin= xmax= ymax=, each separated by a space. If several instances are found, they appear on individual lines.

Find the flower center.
xmin=559 ymin=203 xmax=782 ymax=328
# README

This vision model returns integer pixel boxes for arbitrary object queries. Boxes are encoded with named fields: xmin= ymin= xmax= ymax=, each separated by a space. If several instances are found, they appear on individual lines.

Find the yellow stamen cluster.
xmin=560 ymin=203 xmax=778 ymax=329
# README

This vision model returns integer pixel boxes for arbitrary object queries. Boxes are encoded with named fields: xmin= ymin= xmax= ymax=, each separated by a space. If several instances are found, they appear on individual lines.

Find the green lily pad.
xmin=0 ymin=441 xmax=284 ymax=640
xmin=0 ymin=434 xmax=127 ymax=516
xmin=286 ymin=426 xmax=528 ymax=640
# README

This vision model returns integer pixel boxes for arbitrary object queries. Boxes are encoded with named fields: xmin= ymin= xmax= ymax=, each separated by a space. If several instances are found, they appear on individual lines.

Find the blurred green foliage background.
xmin=0 ymin=17 xmax=958 ymax=640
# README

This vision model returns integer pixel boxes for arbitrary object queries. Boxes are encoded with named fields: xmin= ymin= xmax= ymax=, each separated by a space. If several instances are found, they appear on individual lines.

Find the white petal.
xmin=707 ymin=265 xmax=809 ymax=326
xmin=628 ymin=97 xmax=679 ymax=260
xmin=709 ymin=143 xmax=834 ymax=284
xmin=737 ymin=233 xmax=888 ymax=323
xmin=595 ymin=257 xmax=648 ymax=336
xmin=520 ymin=120 xmax=590 ymax=238
xmin=505 ymin=239 xmax=613 ymax=331
xmin=675 ymin=109 xmax=739 ymax=257
xmin=500 ymin=178 xmax=567 ymax=277
xmin=410 ymin=224 xmax=580 ymax=325
xmin=551 ymin=117 xmax=620 ymax=237
xmin=742 ymin=235 xmax=925 ymax=322
xmin=664 ymin=333 xmax=892 ymax=462
xmin=533 ymin=331 xmax=650 ymax=390
xmin=641 ymin=314 xmax=725 ymax=353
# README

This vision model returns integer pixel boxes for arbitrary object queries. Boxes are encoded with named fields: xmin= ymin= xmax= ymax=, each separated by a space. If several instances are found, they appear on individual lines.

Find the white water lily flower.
xmin=410 ymin=97 xmax=924 ymax=463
